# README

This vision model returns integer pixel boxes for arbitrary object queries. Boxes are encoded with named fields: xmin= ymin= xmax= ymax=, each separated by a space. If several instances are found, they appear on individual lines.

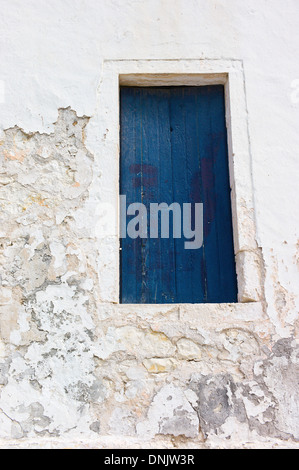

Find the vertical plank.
xmin=155 ymin=89 xmax=176 ymax=302
xmin=206 ymin=85 xmax=238 ymax=302
xmin=169 ymin=87 xmax=204 ymax=303
xmin=140 ymin=88 xmax=176 ymax=303
xmin=196 ymin=85 xmax=237 ymax=302
xmin=140 ymin=88 xmax=160 ymax=303
xmin=196 ymin=85 xmax=221 ymax=302
xmin=176 ymin=86 xmax=206 ymax=302
xmin=120 ymin=87 xmax=143 ymax=303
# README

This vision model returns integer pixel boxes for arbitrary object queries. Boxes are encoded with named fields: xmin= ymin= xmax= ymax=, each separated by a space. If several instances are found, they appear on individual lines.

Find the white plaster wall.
xmin=1 ymin=0 xmax=298 ymax=332
xmin=0 ymin=0 xmax=298 ymax=448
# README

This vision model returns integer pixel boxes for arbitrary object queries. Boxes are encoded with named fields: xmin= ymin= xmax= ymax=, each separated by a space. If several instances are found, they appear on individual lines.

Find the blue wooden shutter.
xmin=120 ymin=86 xmax=237 ymax=303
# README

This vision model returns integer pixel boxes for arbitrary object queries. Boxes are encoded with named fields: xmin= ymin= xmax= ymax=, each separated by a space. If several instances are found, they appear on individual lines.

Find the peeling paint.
xmin=0 ymin=0 xmax=299 ymax=449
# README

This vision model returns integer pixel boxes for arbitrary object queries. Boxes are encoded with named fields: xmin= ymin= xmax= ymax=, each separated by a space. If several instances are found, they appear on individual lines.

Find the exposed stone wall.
xmin=0 ymin=108 xmax=298 ymax=447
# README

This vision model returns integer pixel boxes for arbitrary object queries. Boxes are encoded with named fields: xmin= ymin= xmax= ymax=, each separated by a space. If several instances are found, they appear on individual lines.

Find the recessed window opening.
xmin=119 ymin=85 xmax=237 ymax=304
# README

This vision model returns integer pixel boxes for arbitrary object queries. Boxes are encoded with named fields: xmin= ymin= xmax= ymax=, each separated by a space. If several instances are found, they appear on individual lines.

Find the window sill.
xmin=98 ymin=301 xmax=265 ymax=326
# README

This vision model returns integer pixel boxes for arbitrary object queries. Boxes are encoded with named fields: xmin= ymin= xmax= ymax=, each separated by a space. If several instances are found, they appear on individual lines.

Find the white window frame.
xmin=86 ymin=59 xmax=263 ymax=312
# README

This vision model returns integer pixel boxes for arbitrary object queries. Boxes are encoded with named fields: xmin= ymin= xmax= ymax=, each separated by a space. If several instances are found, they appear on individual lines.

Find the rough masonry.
xmin=0 ymin=108 xmax=298 ymax=448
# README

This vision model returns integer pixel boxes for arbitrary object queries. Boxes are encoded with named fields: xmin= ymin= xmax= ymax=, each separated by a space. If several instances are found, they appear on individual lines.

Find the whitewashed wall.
xmin=0 ymin=0 xmax=298 ymax=448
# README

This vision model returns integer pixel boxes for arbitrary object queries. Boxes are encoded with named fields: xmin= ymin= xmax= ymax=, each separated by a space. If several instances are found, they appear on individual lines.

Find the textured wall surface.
xmin=0 ymin=0 xmax=298 ymax=448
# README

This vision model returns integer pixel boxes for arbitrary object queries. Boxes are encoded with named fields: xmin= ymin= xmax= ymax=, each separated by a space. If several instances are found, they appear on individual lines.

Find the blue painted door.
xmin=120 ymin=86 xmax=237 ymax=303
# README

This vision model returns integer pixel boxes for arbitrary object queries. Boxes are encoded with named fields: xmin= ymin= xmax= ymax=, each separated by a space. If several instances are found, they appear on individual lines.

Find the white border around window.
xmin=86 ymin=59 xmax=263 ymax=307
